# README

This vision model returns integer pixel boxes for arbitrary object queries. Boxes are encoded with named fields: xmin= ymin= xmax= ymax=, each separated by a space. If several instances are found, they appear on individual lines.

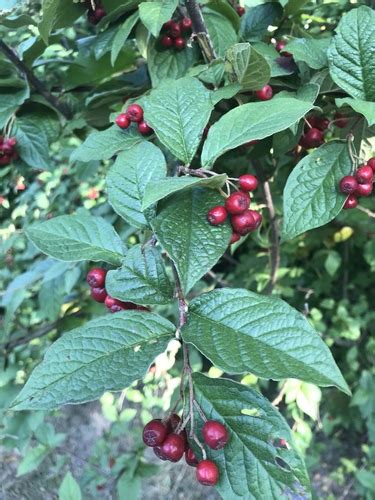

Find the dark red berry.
xmin=334 ymin=113 xmax=348 ymax=129
xmin=161 ymin=35 xmax=173 ymax=48
xmin=230 ymin=232 xmax=241 ymax=244
xmin=236 ymin=5 xmax=245 ymax=16
xmin=160 ymin=433 xmax=185 ymax=462
xmin=316 ymin=117 xmax=330 ymax=131
xmin=303 ymin=127 xmax=324 ymax=148
xmin=255 ymin=85 xmax=273 ymax=101
xmin=126 ymin=103 xmax=143 ymax=123
xmin=367 ymin=158 xmax=375 ymax=172
xmin=94 ymin=7 xmax=106 ymax=20
xmin=275 ymin=40 xmax=292 ymax=57
xmin=169 ymin=22 xmax=181 ymax=38
xmin=231 ymin=210 xmax=257 ymax=235
xmin=154 ymin=445 xmax=168 ymax=461
xmin=167 ymin=413 xmax=181 ymax=431
xmin=138 ymin=121 xmax=153 ymax=136
xmin=0 ymin=155 xmax=11 ymax=166
xmin=143 ymin=419 xmax=168 ymax=447
xmin=115 ymin=113 xmax=130 ymax=129
xmin=180 ymin=17 xmax=192 ymax=32
xmin=91 ymin=287 xmax=107 ymax=303
xmin=162 ymin=20 xmax=174 ymax=32
xmin=202 ymin=420 xmax=229 ymax=450
xmin=86 ymin=267 xmax=107 ymax=288
xmin=355 ymin=182 xmax=373 ymax=197
xmin=355 ymin=165 xmax=373 ymax=184
xmin=239 ymin=174 xmax=258 ymax=192
xmin=2 ymin=138 xmax=16 ymax=154
xmin=207 ymin=206 xmax=228 ymax=225
xmin=248 ymin=210 xmax=262 ymax=229
xmin=196 ymin=460 xmax=219 ymax=486
xmin=225 ymin=191 xmax=250 ymax=215
xmin=174 ymin=37 xmax=186 ymax=50
xmin=185 ymin=448 xmax=199 ymax=467
xmin=339 ymin=176 xmax=358 ymax=194
xmin=343 ymin=194 xmax=358 ymax=209
xmin=104 ymin=296 xmax=136 ymax=313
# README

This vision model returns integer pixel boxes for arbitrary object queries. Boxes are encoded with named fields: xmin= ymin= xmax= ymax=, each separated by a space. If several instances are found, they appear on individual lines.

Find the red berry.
xmin=185 ymin=448 xmax=199 ymax=467
xmin=239 ymin=174 xmax=258 ymax=192
xmin=180 ymin=17 xmax=192 ymax=32
xmin=367 ymin=157 xmax=375 ymax=172
xmin=94 ymin=7 xmax=106 ymax=20
xmin=339 ymin=176 xmax=358 ymax=194
xmin=167 ymin=413 xmax=181 ymax=432
xmin=225 ymin=191 xmax=250 ymax=215
xmin=275 ymin=40 xmax=286 ymax=52
xmin=160 ymin=433 xmax=185 ymax=462
xmin=255 ymin=85 xmax=273 ymax=101
xmin=169 ymin=22 xmax=181 ymax=39
xmin=207 ymin=206 xmax=228 ymax=225
xmin=174 ymin=37 xmax=186 ymax=50
xmin=115 ymin=113 xmax=130 ymax=129
xmin=196 ymin=460 xmax=219 ymax=486
xmin=248 ymin=210 xmax=262 ymax=229
xmin=236 ymin=5 xmax=245 ymax=16
xmin=143 ymin=419 xmax=168 ymax=447
xmin=2 ymin=138 xmax=16 ymax=154
xmin=138 ymin=121 xmax=153 ymax=136
xmin=86 ymin=267 xmax=107 ymax=288
xmin=231 ymin=210 xmax=257 ymax=235
xmin=334 ymin=113 xmax=348 ymax=129
xmin=202 ymin=420 xmax=229 ymax=450
xmin=355 ymin=182 xmax=373 ymax=197
xmin=126 ymin=103 xmax=143 ymax=123
xmin=316 ymin=117 xmax=330 ymax=131
xmin=230 ymin=232 xmax=241 ymax=244
xmin=355 ymin=165 xmax=373 ymax=184
xmin=161 ymin=35 xmax=173 ymax=48
xmin=303 ymin=127 xmax=324 ymax=148
xmin=154 ymin=445 xmax=168 ymax=461
xmin=91 ymin=287 xmax=107 ymax=303
xmin=0 ymin=155 xmax=10 ymax=166
xmin=343 ymin=194 xmax=358 ymax=209
xmin=104 ymin=296 xmax=136 ymax=313
xmin=162 ymin=20 xmax=174 ymax=32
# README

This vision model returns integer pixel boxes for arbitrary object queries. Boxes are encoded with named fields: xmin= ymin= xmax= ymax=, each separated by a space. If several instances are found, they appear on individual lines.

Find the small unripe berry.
xmin=196 ymin=460 xmax=219 ymax=486
xmin=126 ymin=103 xmax=143 ymax=123
xmin=231 ymin=210 xmax=257 ymax=235
xmin=303 ymin=127 xmax=324 ymax=148
xmin=343 ymin=194 xmax=358 ymax=209
xmin=355 ymin=165 xmax=373 ymax=184
xmin=236 ymin=5 xmax=245 ymax=16
xmin=339 ymin=176 xmax=358 ymax=194
xmin=169 ymin=22 xmax=181 ymax=38
xmin=239 ymin=174 xmax=258 ymax=192
xmin=355 ymin=182 xmax=373 ymax=197
xmin=185 ymin=448 xmax=199 ymax=467
xmin=91 ymin=287 xmax=107 ymax=303
xmin=255 ymin=85 xmax=273 ymax=101
xmin=160 ymin=433 xmax=185 ymax=462
xmin=230 ymin=232 xmax=241 ymax=244
xmin=161 ymin=35 xmax=173 ymax=48
xmin=367 ymin=157 xmax=375 ymax=172
xmin=86 ymin=267 xmax=107 ymax=288
xmin=225 ymin=191 xmax=250 ymax=215
xmin=138 ymin=121 xmax=153 ymax=136
xmin=115 ymin=113 xmax=130 ymax=129
xmin=174 ymin=37 xmax=186 ymax=50
xmin=202 ymin=420 xmax=229 ymax=450
xmin=207 ymin=206 xmax=228 ymax=225
xmin=143 ymin=419 xmax=168 ymax=447
xmin=180 ymin=17 xmax=192 ymax=32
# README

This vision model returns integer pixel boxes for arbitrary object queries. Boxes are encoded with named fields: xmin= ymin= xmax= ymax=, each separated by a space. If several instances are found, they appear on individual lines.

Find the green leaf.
xmin=106 ymin=142 xmax=167 ymax=228
xmin=327 ymin=6 xmax=375 ymax=101
xmin=286 ymin=38 xmax=330 ymax=70
xmin=225 ymin=42 xmax=271 ymax=91
xmin=147 ymin=39 xmax=199 ymax=87
xmin=201 ymin=98 xmax=314 ymax=167
xmin=139 ymin=0 xmax=177 ymax=37
xmin=336 ymin=97 xmax=375 ymax=127
xmin=16 ymin=444 xmax=50 ymax=476
xmin=211 ymin=84 xmax=242 ymax=104
xmin=193 ymin=373 xmax=311 ymax=499
xmin=282 ymin=141 xmax=351 ymax=240
xmin=142 ymin=173 xmax=228 ymax=210
xmin=205 ymin=0 xmax=240 ymax=31
xmin=11 ymin=311 xmax=174 ymax=410
xmin=240 ymin=3 xmax=283 ymax=42
xmin=59 ymin=472 xmax=82 ymax=500
xmin=182 ymin=288 xmax=350 ymax=394
xmin=111 ymin=11 xmax=139 ymax=65
xmin=106 ymin=244 xmax=174 ymax=305
xmin=153 ymin=188 xmax=231 ymax=293
xmin=144 ymin=77 xmax=213 ymax=164
xmin=253 ymin=42 xmax=295 ymax=77
xmin=0 ymin=84 xmax=29 ymax=129
xmin=13 ymin=118 xmax=50 ymax=170
xmin=71 ymin=126 xmax=143 ymax=163
xmin=26 ymin=214 xmax=125 ymax=265
xmin=117 ymin=470 xmax=141 ymax=500
xmin=203 ymin=9 xmax=238 ymax=57
xmin=39 ymin=0 xmax=84 ymax=43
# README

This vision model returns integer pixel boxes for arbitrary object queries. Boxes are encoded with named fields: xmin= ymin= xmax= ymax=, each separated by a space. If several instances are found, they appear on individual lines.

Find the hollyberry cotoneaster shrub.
xmin=1 ymin=0 xmax=374 ymax=497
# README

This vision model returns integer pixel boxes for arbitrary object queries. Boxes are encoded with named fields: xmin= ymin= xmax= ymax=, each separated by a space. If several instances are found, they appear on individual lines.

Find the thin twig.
xmin=184 ymin=0 xmax=217 ymax=62
xmin=357 ymin=205 xmax=375 ymax=218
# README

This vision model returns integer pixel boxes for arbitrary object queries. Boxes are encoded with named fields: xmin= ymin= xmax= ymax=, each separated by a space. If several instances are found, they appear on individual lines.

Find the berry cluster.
xmin=207 ymin=174 xmax=262 ymax=243
xmin=0 ymin=136 xmax=18 ymax=167
xmin=159 ymin=17 xmax=192 ymax=51
xmin=86 ymin=1 xmax=106 ymax=24
xmin=86 ymin=267 xmax=148 ymax=313
xmin=143 ymin=414 xmax=229 ymax=486
xmin=115 ymin=103 xmax=153 ymax=136
xmin=339 ymin=157 xmax=375 ymax=209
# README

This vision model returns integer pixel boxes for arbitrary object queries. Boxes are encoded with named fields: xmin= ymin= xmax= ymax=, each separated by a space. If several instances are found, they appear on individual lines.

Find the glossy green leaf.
xmin=13 ymin=118 xmax=50 ymax=170
xmin=327 ymin=6 xmax=375 ymax=101
xmin=253 ymin=42 xmax=295 ymax=77
xmin=106 ymin=142 xmax=167 ymax=228
xmin=59 ymin=472 xmax=82 ymax=500
xmin=286 ymin=38 xmax=330 ymax=70
xmin=153 ymin=188 xmax=231 ymax=293
xmin=12 ymin=311 xmax=174 ymax=410
xmin=139 ymin=0 xmax=177 ymax=37
xmin=142 ymin=173 xmax=227 ymax=210
xmin=240 ymin=3 xmax=282 ymax=42
xmin=111 ymin=11 xmax=139 ymax=65
xmin=144 ymin=77 xmax=213 ymax=164
xmin=106 ymin=244 xmax=174 ymax=305
xmin=26 ymin=214 xmax=125 ymax=265
xmin=182 ymin=288 xmax=350 ymax=394
xmin=201 ymin=98 xmax=314 ymax=167
xmin=193 ymin=373 xmax=311 ymax=499
xmin=282 ymin=141 xmax=351 ymax=240
xmin=203 ymin=9 xmax=238 ymax=57
xmin=39 ymin=0 xmax=84 ymax=43
xmin=225 ymin=42 xmax=270 ymax=91
xmin=336 ymin=97 xmax=375 ymax=127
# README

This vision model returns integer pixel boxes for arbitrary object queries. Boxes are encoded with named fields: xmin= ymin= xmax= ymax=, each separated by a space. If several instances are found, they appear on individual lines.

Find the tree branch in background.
xmin=0 ymin=40 xmax=72 ymax=119
xmin=184 ymin=0 xmax=217 ymax=62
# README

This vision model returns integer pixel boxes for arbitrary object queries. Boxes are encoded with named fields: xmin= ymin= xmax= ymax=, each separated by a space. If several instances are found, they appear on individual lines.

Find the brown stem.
xmin=0 ymin=40 xmax=72 ymax=119
xmin=184 ymin=0 xmax=217 ymax=62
